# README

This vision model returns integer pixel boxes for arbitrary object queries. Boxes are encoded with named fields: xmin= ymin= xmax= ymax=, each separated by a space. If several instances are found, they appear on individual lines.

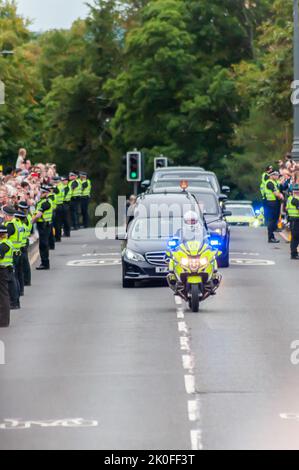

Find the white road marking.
xmin=82 ymin=253 xmax=120 ymax=258
xmin=182 ymin=354 xmax=194 ymax=372
xmin=67 ymin=259 xmax=121 ymax=267
xmin=188 ymin=401 xmax=200 ymax=422
xmin=184 ymin=375 xmax=196 ymax=395
xmin=180 ymin=337 xmax=190 ymax=352
xmin=231 ymin=252 xmax=260 ymax=256
xmin=175 ymin=298 xmax=203 ymax=450
xmin=280 ymin=413 xmax=299 ymax=421
xmin=0 ymin=418 xmax=99 ymax=430
xmin=178 ymin=322 xmax=188 ymax=334
xmin=190 ymin=430 xmax=203 ymax=451
xmin=230 ymin=258 xmax=275 ymax=266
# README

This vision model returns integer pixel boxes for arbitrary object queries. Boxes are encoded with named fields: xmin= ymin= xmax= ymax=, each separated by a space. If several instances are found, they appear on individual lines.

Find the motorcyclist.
xmin=175 ymin=211 xmax=209 ymax=242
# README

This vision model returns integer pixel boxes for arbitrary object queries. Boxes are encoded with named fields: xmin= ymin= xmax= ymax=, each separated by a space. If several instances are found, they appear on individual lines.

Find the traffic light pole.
xmin=133 ymin=182 xmax=138 ymax=196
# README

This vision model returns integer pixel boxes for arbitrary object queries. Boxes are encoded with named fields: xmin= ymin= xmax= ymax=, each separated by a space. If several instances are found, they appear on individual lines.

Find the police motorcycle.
xmin=166 ymin=212 xmax=222 ymax=313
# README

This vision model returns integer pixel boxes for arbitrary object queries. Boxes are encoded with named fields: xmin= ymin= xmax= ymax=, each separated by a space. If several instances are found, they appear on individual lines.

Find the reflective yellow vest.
xmin=5 ymin=219 xmax=22 ymax=252
xmin=65 ymin=183 xmax=72 ymax=202
xmin=0 ymin=239 xmax=14 ymax=267
xmin=265 ymin=180 xmax=277 ymax=202
xmin=72 ymin=179 xmax=82 ymax=198
xmin=82 ymin=179 xmax=91 ymax=197
xmin=35 ymin=198 xmax=54 ymax=223
xmin=287 ymin=196 xmax=299 ymax=219
xmin=55 ymin=184 xmax=65 ymax=205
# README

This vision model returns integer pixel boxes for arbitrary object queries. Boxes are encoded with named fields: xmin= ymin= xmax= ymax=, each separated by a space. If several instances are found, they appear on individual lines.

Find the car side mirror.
xmin=219 ymin=194 xmax=228 ymax=202
xmin=222 ymin=185 xmax=231 ymax=194
xmin=141 ymin=180 xmax=150 ymax=189
xmin=222 ymin=210 xmax=232 ymax=217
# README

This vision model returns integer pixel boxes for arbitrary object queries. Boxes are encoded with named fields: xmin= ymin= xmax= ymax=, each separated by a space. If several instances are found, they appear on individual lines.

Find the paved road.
xmin=1 ymin=226 xmax=299 ymax=450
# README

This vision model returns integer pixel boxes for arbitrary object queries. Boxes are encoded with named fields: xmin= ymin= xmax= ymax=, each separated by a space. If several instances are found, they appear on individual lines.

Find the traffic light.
xmin=127 ymin=151 xmax=142 ymax=182
xmin=154 ymin=156 xmax=168 ymax=170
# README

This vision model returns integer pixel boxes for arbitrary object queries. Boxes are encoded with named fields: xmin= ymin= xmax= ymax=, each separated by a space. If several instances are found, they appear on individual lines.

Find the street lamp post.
xmin=292 ymin=0 xmax=299 ymax=160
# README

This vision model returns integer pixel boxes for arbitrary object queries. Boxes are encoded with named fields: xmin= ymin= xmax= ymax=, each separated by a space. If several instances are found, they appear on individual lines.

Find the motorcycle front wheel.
xmin=189 ymin=284 xmax=200 ymax=313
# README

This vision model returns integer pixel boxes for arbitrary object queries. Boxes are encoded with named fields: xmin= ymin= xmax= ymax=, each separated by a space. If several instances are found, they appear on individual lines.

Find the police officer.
xmin=18 ymin=201 xmax=32 ymax=287
xmin=14 ymin=210 xmax=27 ymax=297
xmin=286 ymin=184 xmax=299 ymax=259
xmin=69 ymin=172 xmax=81 ymax=230
xmin=47 ymin=185 xmax=56 ymax=251
xmin=260 ymin=165 xmax=273 ymax=225
xmin=0 ymin=225 xmax=13 ymax=327
xmin=80 ymin=172 xmax=91 ymax=228
xmin=52 ymin=177 xmax=65 ymax=242
xmin=264 ymin=171 xmax=284 ymax=243
xmin=2 ymin=206 xmax=21 ymax=309
xmin=61 ymin=176 xmax=71 ymax=237
xmin=32 ymin=186 xmax=53 ymax=270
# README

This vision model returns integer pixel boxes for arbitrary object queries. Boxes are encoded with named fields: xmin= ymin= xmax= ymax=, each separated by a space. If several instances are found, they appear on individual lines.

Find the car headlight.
xmin=125 ymin=249 xmax=145 ymax=262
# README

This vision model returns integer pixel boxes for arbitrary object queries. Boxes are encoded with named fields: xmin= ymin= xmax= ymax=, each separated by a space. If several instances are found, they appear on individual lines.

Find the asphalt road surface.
xmin=1 ymin=227 xmax=299 ymax=450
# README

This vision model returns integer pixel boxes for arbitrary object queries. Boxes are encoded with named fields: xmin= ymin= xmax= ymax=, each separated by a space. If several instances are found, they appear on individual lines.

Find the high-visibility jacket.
xmin=260 ymin=173 xmax=269 ymax=199
xmin=35 ymin=198 xmax=54 ymax=223
xmin=55 ymin=184 xmax=65 ymax=205
xmin=0 ymin=239 xmax=14 ymax=267
xmin=287 ymin=196 xmax=299 ymax=219
xmin=82 ymin=179 xmax=92 ymax=198
xmin=72 ymin=179 xmax=82 ymax=198
xmin=48 ymin=194 xmax=57 ymax=210
xmin=265 ymin=180 xmax=278 ymax=202
xmin=5 ymin=219 xmax=22 ymax=253
xmin=23 ymin=213 xmax=33 ymax=240
xmin=15 ymin=219 xmax=27 ymax=248
xmin=65 ymin=183 xmax=72 ymax=202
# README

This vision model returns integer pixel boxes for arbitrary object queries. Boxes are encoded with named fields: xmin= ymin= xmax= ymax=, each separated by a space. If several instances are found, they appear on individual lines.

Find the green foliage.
xmin=0 ymin=0 xmax=296 ymax=201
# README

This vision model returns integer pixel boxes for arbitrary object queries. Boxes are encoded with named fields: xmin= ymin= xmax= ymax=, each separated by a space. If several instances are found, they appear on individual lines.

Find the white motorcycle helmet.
xmin=183 ymin=211 xmax=200 ymax=231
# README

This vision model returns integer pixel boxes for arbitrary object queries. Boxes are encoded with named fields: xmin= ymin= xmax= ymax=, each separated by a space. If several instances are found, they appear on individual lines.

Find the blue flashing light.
xmin=168 ymin=238 xmax=180 ymax=251
xmin=210 ymin=238 xmax=220 ymax=248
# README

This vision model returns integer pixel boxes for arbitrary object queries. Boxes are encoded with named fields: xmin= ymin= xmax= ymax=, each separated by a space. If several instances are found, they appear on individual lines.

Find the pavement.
xmin=1 ymin=226 xmax=299 ymax=450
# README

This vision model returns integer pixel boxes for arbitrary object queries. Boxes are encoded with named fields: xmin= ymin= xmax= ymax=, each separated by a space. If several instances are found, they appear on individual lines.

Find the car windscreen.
xmin=192 ymin=193 xmax=219 ymax=216
xmin=155 ymin=173 xmax=219 ymax=193
xmin=153 ymin=180 xmax=212 ymax=190
xmin=130 ymin=217 xmax=204 ymax=241
xmin=227 ymin=206 xmax=255 ymax=217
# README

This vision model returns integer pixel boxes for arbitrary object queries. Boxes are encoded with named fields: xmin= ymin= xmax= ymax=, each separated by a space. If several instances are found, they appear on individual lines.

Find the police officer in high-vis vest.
xmin=0 ymin=225 xmax=13 ymax=327
xmin=80 ymin=172 xmax=92 ymax=228
xmin=14 ymin=210 xmax=27 ymax=297
xmin=32 ymin=186 xmax=53 ymax=270
xmin=264 ymin=171 xmax=284 ymax=244
xmin=52 ymin=177 xmax=65 ymax=242
xmin=61 ymin=176 xmax=71 ymax=237
xmin=18 ymin=201 xmax=32 ymax=287
xmin=2 ymin=205 xmax=21 ymax=309
xmin=260 ymin=165 xmax=273 ymax=225
xmin=69 ymin=172 xmax=82 ymax=230
xmin=287 ymin=184 xmax=299 ymax=260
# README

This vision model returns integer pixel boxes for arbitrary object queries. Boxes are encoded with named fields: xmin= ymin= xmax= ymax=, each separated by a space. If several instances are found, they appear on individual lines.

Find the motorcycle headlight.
xmin=180 ymin=257 xmax=189 ymax=268
xmin=199 ymin=257 xmax=208 ymax=267
xmin=125 ymin=249 xmax=145 ymax=263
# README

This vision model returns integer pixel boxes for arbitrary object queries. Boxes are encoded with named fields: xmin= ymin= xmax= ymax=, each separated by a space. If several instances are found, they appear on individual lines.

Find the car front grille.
xmin=145 ymin=251 xmax=167 ymax=266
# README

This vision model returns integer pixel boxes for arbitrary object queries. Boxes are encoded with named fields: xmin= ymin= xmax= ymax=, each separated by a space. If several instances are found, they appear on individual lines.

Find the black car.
xmin=120 ymin=192 xmax=202 ymax=287
xmin=141 ymin=166 xmax=229 ymax=196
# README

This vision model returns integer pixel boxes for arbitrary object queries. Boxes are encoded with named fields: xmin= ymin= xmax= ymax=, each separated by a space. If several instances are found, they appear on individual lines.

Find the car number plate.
xmin=156 ymin=267 xmax=168 ymax=274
